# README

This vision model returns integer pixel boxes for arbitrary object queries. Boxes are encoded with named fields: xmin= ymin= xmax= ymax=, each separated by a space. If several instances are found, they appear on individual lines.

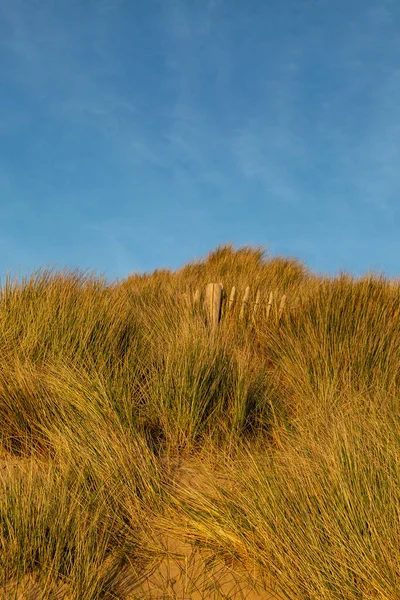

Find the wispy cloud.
xmin=158 ymin=0 xmax=311 ymax=206
xmin=0 ymin=0 xmax=132 ymax=125
xmin=2 ymin=0 xmax=400 ymax=278
xmin=232 ymin=122 xmax=306 ymax=205
xmin=230 ymin=0 xmax=400 ymax=216
xmin=340 ymin=67 xmax=400 ymax=215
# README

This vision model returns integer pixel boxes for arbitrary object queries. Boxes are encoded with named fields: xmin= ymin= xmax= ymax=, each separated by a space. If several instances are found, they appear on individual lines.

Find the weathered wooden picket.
xmin=183 ymin=283 xmax=287 ymax=330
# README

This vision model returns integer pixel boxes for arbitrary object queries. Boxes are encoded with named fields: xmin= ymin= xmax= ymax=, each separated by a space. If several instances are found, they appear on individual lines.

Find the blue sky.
xmin=1 ymin=0 xmax=400 ymax=284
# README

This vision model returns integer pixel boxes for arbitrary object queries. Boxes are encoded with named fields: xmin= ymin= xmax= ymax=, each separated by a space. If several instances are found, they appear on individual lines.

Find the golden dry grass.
xmin=0 ymin=245 xmax=399 ymax=599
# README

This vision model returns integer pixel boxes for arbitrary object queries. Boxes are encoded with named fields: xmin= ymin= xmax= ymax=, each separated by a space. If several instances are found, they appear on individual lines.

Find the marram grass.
xmin=0 ymin=245 xmax=399 ymax=599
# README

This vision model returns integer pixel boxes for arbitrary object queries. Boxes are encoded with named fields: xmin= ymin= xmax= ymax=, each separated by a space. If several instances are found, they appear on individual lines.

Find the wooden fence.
xmin=183 ymin=283 xmax=288 ymax=331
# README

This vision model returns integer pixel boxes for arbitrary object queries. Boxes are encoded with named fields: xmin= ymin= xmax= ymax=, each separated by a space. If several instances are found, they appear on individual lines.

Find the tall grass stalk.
xmin=0 ymin=247 xmax=399 ymax=597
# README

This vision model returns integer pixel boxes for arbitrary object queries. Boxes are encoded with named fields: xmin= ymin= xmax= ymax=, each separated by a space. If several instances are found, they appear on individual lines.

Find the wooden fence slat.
xmin=252 ymin=290 xmax=261 ymax=323
xmin=266 ymin=291 xmax=274 ymax=320
xmin=204 ymin=283 xmax=223 ymax=331
xmin=239 ymin=286 xmax=250 ymax=320
xmin=278 ymin=294 xmax=287 ymax=321
xmin=228 ymin=286 xmax=236 ymax=312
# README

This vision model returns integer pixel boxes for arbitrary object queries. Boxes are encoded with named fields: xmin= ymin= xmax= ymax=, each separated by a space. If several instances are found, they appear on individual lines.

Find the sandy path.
xmin=0 ymin=454 xmax=283 ymax=599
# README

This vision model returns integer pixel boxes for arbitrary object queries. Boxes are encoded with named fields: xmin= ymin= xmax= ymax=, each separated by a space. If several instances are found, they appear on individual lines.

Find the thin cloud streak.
xmin=1 ymin=0 xmax=400 ymax=279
